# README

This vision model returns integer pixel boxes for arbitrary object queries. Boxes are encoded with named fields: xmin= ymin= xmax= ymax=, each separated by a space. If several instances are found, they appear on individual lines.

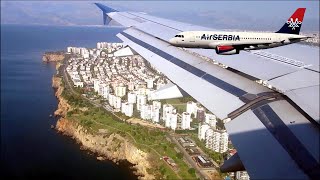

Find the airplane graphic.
xmin=169 ymin=8 xmax=311 ymax=55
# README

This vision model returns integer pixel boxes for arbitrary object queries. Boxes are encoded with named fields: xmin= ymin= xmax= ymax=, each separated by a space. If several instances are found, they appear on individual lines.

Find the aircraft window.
xmin=181 ymin=35 xmax=184 ymax=38
xmin=175 ymin=35 xmax=178 ymax=37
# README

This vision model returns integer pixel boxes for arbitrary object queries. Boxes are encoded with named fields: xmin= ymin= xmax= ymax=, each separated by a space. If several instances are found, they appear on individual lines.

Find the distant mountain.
xmin=1 ymin=1 xmax=319 ymax=32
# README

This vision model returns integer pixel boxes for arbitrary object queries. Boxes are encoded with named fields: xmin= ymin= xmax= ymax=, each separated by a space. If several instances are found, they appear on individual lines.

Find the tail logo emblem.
xmin=287 ymin=18 xmax=302 ymax=30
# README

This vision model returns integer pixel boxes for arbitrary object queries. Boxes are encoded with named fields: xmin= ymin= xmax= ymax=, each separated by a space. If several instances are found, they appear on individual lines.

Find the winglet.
xmin=94 ymin=3 xmax=118 ymax=25
xmin=276 ymin=8 xmax=306 ymax=35
xmin=94 ymin=3 xmax=118 ymax=13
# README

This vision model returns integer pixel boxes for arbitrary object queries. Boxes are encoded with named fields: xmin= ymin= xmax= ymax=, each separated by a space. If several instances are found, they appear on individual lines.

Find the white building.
xmin=181 ymin=112 xmax=191 ymax=130
xmin=74 ymin=80 xmax=84 ymax=88
xmin=140 ymin=104 xmax=152 ymax=120
xmin=198 ymin=123 xmax=210 ymax=140
xmin=115 ymin=85 xmax=126 ymax=97
xmin=162 ymin=104 xmax=174 ymax=121
xmin=146 ymin=79 xmax=154 ymax=89
xmin=166 ymin=112 xmax=177 ymax=130
xmin=205 ymin=129 xmax=229 ymax=153
xmin=205 ymin=113 xmax=217 ymax=129
xmin=151 ymin=107 xmax=160 ymax=123
xmin=122 ymin=102 xmax=133 ymax=117
xmin=102 ymin=85 xmax=110 ymax=99
xmin=113 ymin=96 xmax=121 ymax=109
xmin=128 ymin=82 xmax=135 ymax=91
xmin=108 ymin=93 xmax=115 ymax=107
xmin=136 ymin=94 xmax=147 ymax=111
xmin=186 ymin=101 xmax=197 ymax=118
xmin=152 ymin=101 xmax=161 ymax=110
xmin=236 ymin=171 xmax=250 ymax=180
xmin=170 ymin=112 xmax=178 ymax=130
xmin=93 ymin=79 xmax=100 ymax=93
xmin=220 ymin=130 xmax=229 ymax=153
xmin=137 ymin=87 xmax=146 ymax=95
xmin=128 ymin=92 xmax=137 ymax=104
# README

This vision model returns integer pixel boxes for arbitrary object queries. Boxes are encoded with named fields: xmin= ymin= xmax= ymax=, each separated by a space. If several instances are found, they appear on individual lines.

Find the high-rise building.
xmin=235 ymin=171 xmax=250 ymax=180
xmin=170 ymin=112 xmax=178 ymax=130
xmin=220 ymin=130 xmax=229 ymax=153
xmin=128 ymin=92 xmax=137 ymax=104
xmin=162 ymin=104 xmax=174 ymax=121
xmin=114 ymin=96 xmax=121 ymax=109
xmin=122 ymin=102 xmax=134 ymax=117
xmin=115 ymin=85 xmax=126 ymax=97
xmin=186 ymin=101 xmax=195 ymax=115
xmin=196 ymin=107 xmax=205 ymax=122
xmin=205 ymin=113 xmax=217 ymax=129
xmin=181 ymin=112 xmax=191 ymax=130
xmin=93 ymin=79 xmax=100 ymax=93
xmin=136 ymin=94 xmax=147 ymax=111
xmin=165 ymin=112 xmax=177 ymax=130
xmin=186 ymin=101 xmax=199 ymax=119
xmin=198 ymin=123 xmax=210 ymax=140
xmin=102 ymin=85 xmax=110 ymax=99
xmin=151 ymin=107 xmax=160 ymax=123
xmin=205 ymin=129 xmax=229 ymax=153
xmin=146 ymin=79 xmax=154 ymax=89
xmin=140 ymin=104 xmax=152 ymax=120
xmin=108 ymin=93 xmax=115 ymax=107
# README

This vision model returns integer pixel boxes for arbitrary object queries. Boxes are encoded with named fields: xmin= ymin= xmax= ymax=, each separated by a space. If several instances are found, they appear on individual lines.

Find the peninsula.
xmin=48 ymin=42 xmax=230 ymax=180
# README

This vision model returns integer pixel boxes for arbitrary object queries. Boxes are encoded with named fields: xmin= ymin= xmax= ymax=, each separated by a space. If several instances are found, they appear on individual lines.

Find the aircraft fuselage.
xmin=169 ymin=31 xmax=307 ymax=51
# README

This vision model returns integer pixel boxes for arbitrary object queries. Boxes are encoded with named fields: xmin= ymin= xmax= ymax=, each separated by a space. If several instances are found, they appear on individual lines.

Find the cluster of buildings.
xmin=198 ymin=113 xmax=229 ymax=153
xmin=65 ymin=42 xmax=196 ymax=130
xmin=66 ymin=42 xmax=230 ymax=154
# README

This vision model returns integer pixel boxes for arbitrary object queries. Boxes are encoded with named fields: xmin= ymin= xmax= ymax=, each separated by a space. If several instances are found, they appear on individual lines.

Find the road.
xmin=168 ymin=133 xmax=212 ymax=180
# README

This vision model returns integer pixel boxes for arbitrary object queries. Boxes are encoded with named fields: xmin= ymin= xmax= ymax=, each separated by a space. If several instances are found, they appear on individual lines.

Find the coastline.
xmin=51 ymin=65 xmax=155 ymax=180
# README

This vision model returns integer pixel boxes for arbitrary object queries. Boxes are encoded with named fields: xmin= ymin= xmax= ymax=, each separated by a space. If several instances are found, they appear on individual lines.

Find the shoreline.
xmin=51 ymin=64 xmax=155 ymax=179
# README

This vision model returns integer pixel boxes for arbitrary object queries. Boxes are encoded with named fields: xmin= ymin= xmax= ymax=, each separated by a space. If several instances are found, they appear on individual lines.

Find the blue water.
xmin=1 ymin=24 xmax=137 ymax=179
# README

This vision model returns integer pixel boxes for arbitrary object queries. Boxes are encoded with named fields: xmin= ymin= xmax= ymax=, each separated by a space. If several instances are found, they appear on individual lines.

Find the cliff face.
xmin=52 ymin=76 xmax=155 ymax=180
xmin=52 ymin=76 xmax=71 ymax=117
xmin=43 ymin=52 xmax=65 ymax=62
xmin=56 ymin=118 xmax=154 ymax=180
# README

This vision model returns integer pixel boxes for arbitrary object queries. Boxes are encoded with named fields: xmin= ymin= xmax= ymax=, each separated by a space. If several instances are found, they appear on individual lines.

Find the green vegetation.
xmin=188 ymin=168 xmax=196 ymax=175
xmin=61 ymin=88 xmax=92 ymax=110
xmin=61 ymin=85 xmax=198 ymax=179
xmin=160 ymin=97 xmax=195 ymax=114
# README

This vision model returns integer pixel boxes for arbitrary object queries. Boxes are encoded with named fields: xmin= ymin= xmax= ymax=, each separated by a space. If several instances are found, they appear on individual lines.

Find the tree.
xmin=188 ymin=168 xmax=195 ymax=175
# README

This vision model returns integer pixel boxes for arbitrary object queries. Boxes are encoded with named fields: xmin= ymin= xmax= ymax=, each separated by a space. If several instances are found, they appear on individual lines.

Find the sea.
xmin=1 ymin=24 xmax=138 ymax=180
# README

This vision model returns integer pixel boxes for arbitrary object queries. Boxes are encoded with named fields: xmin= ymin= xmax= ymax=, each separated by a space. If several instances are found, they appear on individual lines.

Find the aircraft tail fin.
xmin=94 ymin=3 xmax=118 ymax=25
xmin=276 ymin=8 xmax=306 ymax=35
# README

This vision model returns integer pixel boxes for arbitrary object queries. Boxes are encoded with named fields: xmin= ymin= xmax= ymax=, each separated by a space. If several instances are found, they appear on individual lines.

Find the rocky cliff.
xmin=43 ymin=52 xmax=65 ymax=62
xmin=56 ymin=118 xmax=155 ymax=180
xmin=52 ymin=76 xmax=71 ymax=117
xmin=52 ymin=76 xmax=155 ymax=180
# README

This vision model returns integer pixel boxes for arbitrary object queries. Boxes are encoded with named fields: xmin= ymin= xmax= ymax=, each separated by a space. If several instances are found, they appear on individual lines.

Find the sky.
xmin=1 ymin=0 xmax=319 ymax=31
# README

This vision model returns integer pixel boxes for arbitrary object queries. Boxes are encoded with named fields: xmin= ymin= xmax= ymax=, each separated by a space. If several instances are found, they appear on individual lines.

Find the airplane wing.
xmin=94 ymin=3 xmax=320 ymax=179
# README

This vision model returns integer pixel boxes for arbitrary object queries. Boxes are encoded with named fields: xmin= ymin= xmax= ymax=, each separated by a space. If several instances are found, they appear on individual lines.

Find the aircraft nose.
xmin=169 ymin=38 xmax=176 ymax=45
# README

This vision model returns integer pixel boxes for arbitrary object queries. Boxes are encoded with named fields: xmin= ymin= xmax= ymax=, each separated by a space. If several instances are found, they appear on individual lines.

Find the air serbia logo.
xmin=201 ymin=34 xmax=240 ymax=41
xmin=287 ymin=18 xmax=302 ymax=30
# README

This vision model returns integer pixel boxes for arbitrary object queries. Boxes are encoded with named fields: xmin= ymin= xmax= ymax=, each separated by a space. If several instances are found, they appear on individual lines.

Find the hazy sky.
xmin=1 ymin=1 xmax=319 ymax=31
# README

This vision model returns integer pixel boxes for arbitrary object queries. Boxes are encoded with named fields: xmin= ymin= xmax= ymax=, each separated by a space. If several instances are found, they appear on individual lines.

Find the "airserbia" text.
xmin=201 ymin=34 xmax=240 ymax=41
